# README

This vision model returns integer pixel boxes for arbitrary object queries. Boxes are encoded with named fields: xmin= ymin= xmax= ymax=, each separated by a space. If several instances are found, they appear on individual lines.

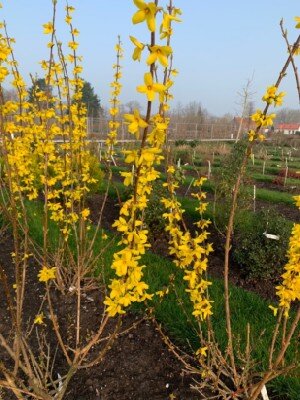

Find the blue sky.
xmin=1 ymin=0 xmax=300 ymax=116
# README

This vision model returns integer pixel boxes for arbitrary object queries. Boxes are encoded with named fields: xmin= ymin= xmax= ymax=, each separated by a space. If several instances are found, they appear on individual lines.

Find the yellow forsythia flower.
xmin=0 ymin=66 xmax=8 ymax=82
xmin=43 ymin=22 xmax=54 ymax=34
xmin=167 ymin=166 xmax=175 ymax=174
xmin=136 ymin=72 xmax=166 ymax=102
xmin=294 ymin=195 xmax=300 ymax=208
xmin=196 ymin=347 xmax=208 ymax=357
xmin=268 ymin=305 xmax=278 ymax=316
xmin=38 ymin=266 xmax=56 ymax=283
xmin=262 ymin=85 xmax=285 ymax=107
xmin=130 ymin=36 xmax=145 ymax=61
xmin=251 ymin=109 xmax=276 ymax=127
xmin=147 ymin=45 xmax=172 ymax=67
xmin=34 ymin=313 xmax=45 ymax=325
xmin=124 ymin=109 xmax=148 ymax=135
xmin=68 ymin=41 xmax=79 ymax=50
xmin=81 ymin=208 xmax=90 ymax=219
xmin=132 ymin=0 xmax=157 ymax=32
xmin=65 ymin=15 xmax=72 ymax=24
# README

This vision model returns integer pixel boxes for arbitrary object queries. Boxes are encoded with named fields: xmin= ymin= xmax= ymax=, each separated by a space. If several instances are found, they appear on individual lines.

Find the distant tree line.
xmin=3 ymin=84 xmax=300 ymax=125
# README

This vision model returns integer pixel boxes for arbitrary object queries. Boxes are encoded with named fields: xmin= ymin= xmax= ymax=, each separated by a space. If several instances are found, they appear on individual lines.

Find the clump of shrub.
xmin=174 ymin=139 xmax=199 ymax=148
xmin=173 ymin=145 xmax=193 ymax=165
xmin=175 ymin=139 xmax=188 ymax=147
xmin=189 ymin=140 xmax=199 ymax=148
xmin=233 ymin=209 xmax=292 ymax=281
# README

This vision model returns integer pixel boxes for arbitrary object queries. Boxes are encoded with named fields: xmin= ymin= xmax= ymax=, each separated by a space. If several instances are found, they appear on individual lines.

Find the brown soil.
xmin=65 ymin=316 xmax=200 ymax=400
xmin=0 ymin=230 xmax=200 ymax=400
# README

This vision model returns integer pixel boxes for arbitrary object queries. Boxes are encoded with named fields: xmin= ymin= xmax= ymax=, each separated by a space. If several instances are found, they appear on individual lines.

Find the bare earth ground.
xmin=0 ymin=228 xmax=200 ymax=400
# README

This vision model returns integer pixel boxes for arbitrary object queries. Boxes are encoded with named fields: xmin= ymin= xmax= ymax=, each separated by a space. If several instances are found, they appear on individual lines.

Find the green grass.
xmin=268 ymin=161 xmax=300 ymax=169
xmin=255 ymin=188 xmax=295 ymax=205
xmin=252 ymin=173 xmax=300 ymax=186
xmin=26 ymin=201 xmax=60 ymax=250
xmin=247 ymin=158 xmax=300 ymax=169
xmin=248 ymin=166 xmax=280 ymax=176
xmin=182 ymin=175 xmax=296 ymax=206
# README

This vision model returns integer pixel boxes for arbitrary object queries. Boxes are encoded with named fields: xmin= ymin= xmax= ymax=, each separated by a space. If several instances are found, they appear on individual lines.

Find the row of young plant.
xmin=95 ymin=161 xmax=294 ymax=284
xmin=0 ymin=1 xmax=299 ymax=399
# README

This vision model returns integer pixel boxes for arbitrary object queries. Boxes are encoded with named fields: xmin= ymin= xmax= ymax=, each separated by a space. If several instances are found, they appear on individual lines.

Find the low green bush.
xmin=174 ymin=139 xmax=188 ymax=147
xmin=233 ymin=209 xmax=292 ymax=281
xmin=173 ymin=147 xmax=193 ymax=165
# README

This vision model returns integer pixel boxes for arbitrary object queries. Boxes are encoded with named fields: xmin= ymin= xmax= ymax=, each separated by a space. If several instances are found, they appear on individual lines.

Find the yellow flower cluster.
xmin=104 ymin=0 xmax=181 ymax=317
xmin=276 ymin=196 xmax=300 ymax=316
xmin=249 ymin=109 xmax=275 ymax=142
xmin=131 ymin=0 xmax=180 ymax=112
xmin=247 ymin=129 xmax=265 ymax=143
xmin=106 ymin=36 xmax=123 ymax=159
xmin=162 ymin=174 xmax=213 ymax=321
xmin=262 ymin=85 xmax=285 ymax=107
xmin=40 ymin=6 xmax=96 ymax=236
xmin=251 ymin=109 xmax=276 ymax=127
xmin=38 ymin=266 xmax=57 ymax=282
xmin=249 ymin=82 xmax=287 ymax=142
xmin=34 ymin=313 xmax=45 ymax=325
xmin=0 ymin=29 xmax=40 ymax=201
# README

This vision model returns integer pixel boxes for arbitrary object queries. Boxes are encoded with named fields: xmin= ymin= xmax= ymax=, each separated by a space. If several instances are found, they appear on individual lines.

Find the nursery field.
xmin=0 ymin=1 xmax=300 ymax=399
xmin=1 ymin=138 xmax=300 ymax=399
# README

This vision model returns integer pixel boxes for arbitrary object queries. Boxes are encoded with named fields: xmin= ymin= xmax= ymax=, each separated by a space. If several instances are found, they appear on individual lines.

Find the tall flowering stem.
xmin=106 ymin=36 xmax=123 ymax=160
xmin=162 ymin=173 xmax=213 ymax=322
xmin=157 ymin=0 xmax=214 ymax=355
xmin=104 ymin=0 xmax=181 ymax=316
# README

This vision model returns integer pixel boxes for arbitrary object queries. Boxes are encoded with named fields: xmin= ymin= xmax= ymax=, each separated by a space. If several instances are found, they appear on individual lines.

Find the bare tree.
xmin=169 ymin=101 xmax=209 ymax=124
xmin=235 ymin=75 xmax=256 ymax=142
xmin=2 ymin=87 xmax=18 ymax=101
xmin=276 ymin=107 xmax=300 ymax=123
xmin=125 ymin=100 xmax=142 ymax=113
